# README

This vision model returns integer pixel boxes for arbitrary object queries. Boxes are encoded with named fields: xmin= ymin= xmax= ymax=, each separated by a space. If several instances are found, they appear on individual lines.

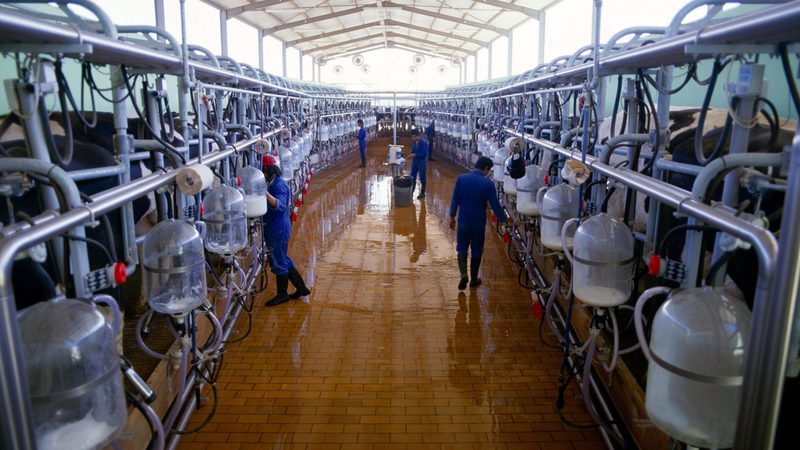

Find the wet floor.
xmin=179 ymin=136 xmax=604 ymax=450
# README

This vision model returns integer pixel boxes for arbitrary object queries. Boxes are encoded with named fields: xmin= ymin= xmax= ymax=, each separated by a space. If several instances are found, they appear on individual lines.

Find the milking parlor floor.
xmin=178 ymin=136 xmax=604 ymax=450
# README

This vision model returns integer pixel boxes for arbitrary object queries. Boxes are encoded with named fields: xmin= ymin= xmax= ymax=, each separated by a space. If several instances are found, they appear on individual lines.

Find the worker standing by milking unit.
xmin=358 ymin=119 xmax=367 ymax=168
xmin=449 ymin=156 xmax=511 ymax=290
xmin=262 ymin=155 xmax=311 ymax=306
xmin=425 ymin=120 xmax=435 ymax=161
xmin=409 ymin=128 xmax=428 ymax=199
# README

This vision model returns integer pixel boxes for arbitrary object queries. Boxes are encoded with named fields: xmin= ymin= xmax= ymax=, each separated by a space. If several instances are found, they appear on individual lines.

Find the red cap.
xmin=262 ymin=154 xmax=278 ymax=167
xmin=532 ymin=300 xmax=542 ymax=318
xmin=544 ymin=175 xmax=549 ymax=185
xmin=114 ymin=262 xmax=127 ymax=285
xmin=648 ymin=254 xmax=661 ymax=276
xmin=236 ymin=176 xmax=242 ymax=186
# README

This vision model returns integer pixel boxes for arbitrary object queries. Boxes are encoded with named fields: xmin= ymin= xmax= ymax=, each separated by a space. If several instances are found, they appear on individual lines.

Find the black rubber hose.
xmin=778 ymin=42 xmax=800 ymax=117
xmin=55 ymin=58 xmax=97 ymax=129
xmin=705 ymin=250 xmax=736 ymax=286
xmin=120 ymin=65 xmax=185 ymax=166
xmin=39 ymin=81 xmax=74 ymax=167
xmin=693 ymin=60 xmax=723 ymax=166
xmin=599 ymin=185 xmax=616 ymax=214
xmin=637 ymin=70 xmax=660 ymax=175
xmin=642 ymin=64 xmax=696 ymax=95
xmin=657 ymin=224 xmax=719 ymax=260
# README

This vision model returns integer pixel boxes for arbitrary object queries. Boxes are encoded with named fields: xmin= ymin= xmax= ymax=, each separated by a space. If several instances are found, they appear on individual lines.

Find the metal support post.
xmin=507 ymin=33 xmax=513 ymax=77
xmin=487 ymin=45 xmax=493 ymax=80
xmin=154 ymin=0 xmax=165 ymax=29
xmin=220 ymin=9 xmax=228 ymax=56
xmin=282 ymin=42 xmax=287 ymax=78
xmin=393 ymin=92 xmax=397 ymax=145
xmin=538 ymin=11 xmax=546 ymax=65
xmin=735 ymin=120 xmax=800 ymax=450
xmin=709 ymin=64 xmax=764 ymax=284
xmin=258 ymin=29 xmax=264 ymax=70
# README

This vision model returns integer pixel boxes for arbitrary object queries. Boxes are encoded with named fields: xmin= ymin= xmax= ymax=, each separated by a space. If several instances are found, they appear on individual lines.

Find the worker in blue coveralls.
xmin=358 ymin=119 xmax=367 ymax=168
xmin=409 ymin=128 xmax=428 ymax=199
xmin=425 ymin=120 xmax=435 ymax=161
xmin=262 ymin=154 xmax=311 ymax=306
xmin=449 ymin=156 xmax=512 ymax=290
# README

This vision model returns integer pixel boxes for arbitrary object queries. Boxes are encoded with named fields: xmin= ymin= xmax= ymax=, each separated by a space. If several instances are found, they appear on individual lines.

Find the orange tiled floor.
xmin=178 ymin=137 xmax=605 ymax=450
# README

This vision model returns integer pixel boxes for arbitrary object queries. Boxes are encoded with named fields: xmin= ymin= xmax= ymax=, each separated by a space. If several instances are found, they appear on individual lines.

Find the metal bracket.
xmin=0 ymin=43 xmax=93 ymax=57
xmin=0 ymin=174 xmax=33 ymax=197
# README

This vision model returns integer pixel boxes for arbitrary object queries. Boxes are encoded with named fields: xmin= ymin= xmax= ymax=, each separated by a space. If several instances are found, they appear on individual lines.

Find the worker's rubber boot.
xmin=458 ymin=254 xmax=469 ymax=290
xmin=469 ymin=258 xmax=482 ymax=288
xmin=287 ymin=266 xmax=311 ymax=299
xmin=265 ymin=275 xmax=290 ymax=306
xmin=417 ymin=183 xmax=426 ymax=199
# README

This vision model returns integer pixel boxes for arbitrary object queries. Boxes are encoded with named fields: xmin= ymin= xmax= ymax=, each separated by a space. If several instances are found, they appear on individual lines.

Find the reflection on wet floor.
xmin=181 ymin=137 xmax=604 ymax=450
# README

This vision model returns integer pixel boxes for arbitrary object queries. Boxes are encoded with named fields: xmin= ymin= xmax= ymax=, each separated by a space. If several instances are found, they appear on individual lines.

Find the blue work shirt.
xmin=425 ymin=124 xmax=435 ymax=141
xmin=263 ymin=175 xmax=292 ymax=242
xmin=411 ymin=139 xmax=428 ymax=161
xmin=449 ymin=170 xmax=507 ymax=225
xmin=358 ymin=127 xmax=367 ymax=150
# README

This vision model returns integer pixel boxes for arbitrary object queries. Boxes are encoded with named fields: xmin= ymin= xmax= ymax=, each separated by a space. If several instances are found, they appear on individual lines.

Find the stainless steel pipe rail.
xmin=456 ymin=1 xmax=800 ymax=97
xmin=0 ymin=136 xmax=261 ymax=450
xmin=506 ymin=128 xmax=785 ymax=450
xmin=0 ymin=9 xmax=310 ymax=97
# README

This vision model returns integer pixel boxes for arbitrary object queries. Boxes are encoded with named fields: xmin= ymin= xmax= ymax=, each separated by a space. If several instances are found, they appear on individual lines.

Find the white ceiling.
xmin=209 ymin=1 xmax=561 ymax=61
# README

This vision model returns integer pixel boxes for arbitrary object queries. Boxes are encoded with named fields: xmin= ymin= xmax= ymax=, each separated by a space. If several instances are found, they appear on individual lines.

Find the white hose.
xmin=561 ymin=218 xmax=579 ymax=264
xmin=544 ymin=271 xmax=565 ymax=343
xmin=634 ymin=286 xmax=672 ymax=364
xmin=601 ymin=309 xmax=620 ymax=373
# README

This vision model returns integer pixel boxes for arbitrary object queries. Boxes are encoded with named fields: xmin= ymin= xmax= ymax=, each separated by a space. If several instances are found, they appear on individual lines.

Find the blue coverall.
xmin=425 ymin=123 xmax=435 ymax=160
xmin=358 ymin=127 xmax=367 ymax=165
xmin=449 ymin=170 xmax=507 ymax=260
xmin=262 ymin=175 xmax=294 ymax=276
xmin=409 ymin=139 xmax=429 ymax=186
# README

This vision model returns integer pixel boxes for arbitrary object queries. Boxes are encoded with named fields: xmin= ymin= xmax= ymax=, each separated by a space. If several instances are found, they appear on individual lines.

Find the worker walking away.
xmin=449 ymin=156 xmax=511 ymax=290
xmin=262 ymin=155 xmax=311 ymax=306
xmin=358 ymin=119 xmax=367 ymax=168
xmin=425 ymin=120 xmax=435 ymax=161
xmin=409 ymin=128 xmax=428 ymax=199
